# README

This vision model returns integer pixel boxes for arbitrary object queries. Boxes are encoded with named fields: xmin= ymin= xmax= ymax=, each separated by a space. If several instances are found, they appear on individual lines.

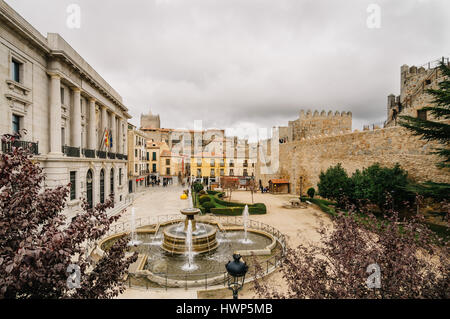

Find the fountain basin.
xmin=162 ymin=223 xmax=218 ymax=254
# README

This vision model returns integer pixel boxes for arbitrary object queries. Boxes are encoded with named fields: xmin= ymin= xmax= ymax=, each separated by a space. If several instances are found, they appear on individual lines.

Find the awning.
xmin=269 ymin=179 xmax=289 ymax=184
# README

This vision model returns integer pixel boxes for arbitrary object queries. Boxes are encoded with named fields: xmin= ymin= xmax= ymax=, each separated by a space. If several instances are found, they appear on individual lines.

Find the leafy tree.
xmin=317 ymin=163 xmax=352 ymax=207
xmin=253 ymin=204 xmax=449 ymax=299
xmin=352 ymin=163 xmax=413 ymax=210
xmin=0 ymin=133 xmax=137 ymax=299
xmin=307 ymin=187 xmax=315 ymax=198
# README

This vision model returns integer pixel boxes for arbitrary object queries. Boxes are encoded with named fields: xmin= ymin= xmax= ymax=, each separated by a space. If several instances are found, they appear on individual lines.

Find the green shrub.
xmin=202 ymin=201 xmax=216 ymax=213
xmin=307 ymin=187 xmax=316 ymax=198
xmin=351 ymin=163 xmax=413 ymax=210
xmin=193 ymin=183 xmax=204 ymax=193
xmin=199 ymin=195 xmax=211 ymax=204
xmin=211 ymin=207 xmax=243 ymax=216
xmin=207 ymin=190 xmax=219 ymax=195
xmin=318 ymin=163 xmax=353 ymax=207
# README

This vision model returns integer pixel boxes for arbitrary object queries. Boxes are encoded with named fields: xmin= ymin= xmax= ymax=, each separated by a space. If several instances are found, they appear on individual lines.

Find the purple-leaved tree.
xmin=0 ymin=133 xmax=137 ymax=299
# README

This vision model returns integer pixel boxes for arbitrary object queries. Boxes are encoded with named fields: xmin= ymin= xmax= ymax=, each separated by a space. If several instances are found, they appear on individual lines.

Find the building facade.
xmin=0 ymin=1 xmax=131 ymax=219
xmin=127 ymin=125 xmax=149 ymax=193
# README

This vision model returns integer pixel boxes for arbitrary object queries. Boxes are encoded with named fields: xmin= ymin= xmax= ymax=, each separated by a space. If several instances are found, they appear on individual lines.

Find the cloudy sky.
xmin=6 ymin=0 xmax=450 ymax=138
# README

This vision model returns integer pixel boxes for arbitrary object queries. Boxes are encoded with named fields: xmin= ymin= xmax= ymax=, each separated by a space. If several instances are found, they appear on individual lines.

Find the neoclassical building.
xmin=0 ymin=1 xmax=131 ymax=219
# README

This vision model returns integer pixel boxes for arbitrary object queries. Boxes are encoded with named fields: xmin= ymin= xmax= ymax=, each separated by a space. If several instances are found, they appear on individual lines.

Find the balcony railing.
xmin=1 ymin=140 xmax=39 ymax=155
xmin=116 ymin=153 xmax=123 ymax=160
xmin=96 ymin=150 xmax=107 ymax=159
xmin=62 ymin=145 xmax=80 ymax=158
xmin=83 ymin=149 xmax=96 ymax=158
xmin=107 ymin=152 xmax=116 ymax=159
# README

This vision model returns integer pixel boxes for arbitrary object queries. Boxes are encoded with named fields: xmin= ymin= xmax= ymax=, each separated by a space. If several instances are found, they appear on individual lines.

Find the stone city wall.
xmin=256 ymin=125 xmax=450 ymax=193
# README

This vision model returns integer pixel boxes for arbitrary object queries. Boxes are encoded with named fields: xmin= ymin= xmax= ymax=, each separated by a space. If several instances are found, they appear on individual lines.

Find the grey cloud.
xmin=6 ymin=0 xmax=450 ymax=134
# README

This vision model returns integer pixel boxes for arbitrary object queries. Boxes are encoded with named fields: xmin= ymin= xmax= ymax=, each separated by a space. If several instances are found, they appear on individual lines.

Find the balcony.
xmin=83 ymin=149 xmax=96 ymax=158
xmin=107 ymin=152 xmax=116 ymax=159
xmin=96 ymin=150 xmax=106 ymax=159
xmin=1 ymin=140 xmax=39 ymax=155
xmin=62 ymin=145 xmax=80 ymax=158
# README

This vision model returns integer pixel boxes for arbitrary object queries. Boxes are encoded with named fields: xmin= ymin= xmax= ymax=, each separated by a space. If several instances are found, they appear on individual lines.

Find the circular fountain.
xmin=162 ymin=191 xmax=218 ymax=254
xmin=95 ymin=188 xmax=285 ymax=288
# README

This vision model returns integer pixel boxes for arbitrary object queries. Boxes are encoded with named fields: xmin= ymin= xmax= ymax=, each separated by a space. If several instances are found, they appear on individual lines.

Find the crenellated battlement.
xmin=299 ymin=109 xmax=352 ymax=119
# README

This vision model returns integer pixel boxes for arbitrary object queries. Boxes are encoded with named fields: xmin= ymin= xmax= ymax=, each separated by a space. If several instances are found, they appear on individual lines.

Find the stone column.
xmin=118 ymin=117 xmax=123 ymax=155
xmin=88 ymin=98 xmax=96 ymax=150
xmin=49 ymin=74 xmax=62 ymax=155
xmin=123 ymin=119 xmax=128 ymax=155
xmin=72 ymin=88 xmax=82 ymax=148
xmin=111 ymin=113 xmax=117 ymax=153
xmin=101 ymin=106 xmax=107 ymax=150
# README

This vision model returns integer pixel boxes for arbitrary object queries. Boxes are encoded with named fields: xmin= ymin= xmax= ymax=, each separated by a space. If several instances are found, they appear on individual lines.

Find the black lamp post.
xmin=225 ymin=254 xmax=249 ymax=299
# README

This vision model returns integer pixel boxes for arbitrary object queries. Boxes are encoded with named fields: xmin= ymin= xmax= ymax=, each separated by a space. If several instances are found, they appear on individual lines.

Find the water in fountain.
xmin=128 ymin=207 xmax=142 ymax=246
xmin=181 ymin=220 xmax=198 ymax=271
xmin=240 ymin=205 xmax=253 ymax=244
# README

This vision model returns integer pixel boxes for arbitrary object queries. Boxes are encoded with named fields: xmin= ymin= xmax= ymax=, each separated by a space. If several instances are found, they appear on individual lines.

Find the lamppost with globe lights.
xmin=225 ymin=254 xmax=249 ymax=299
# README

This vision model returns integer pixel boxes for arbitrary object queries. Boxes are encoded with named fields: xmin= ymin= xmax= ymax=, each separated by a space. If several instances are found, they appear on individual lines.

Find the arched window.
xmin=110 ymin=168 xmax=114 ymax=195
xmin=100 ymin=169 xmax=105 ymax=203
xmin=86 ymin=169 xmax=93 ymax=209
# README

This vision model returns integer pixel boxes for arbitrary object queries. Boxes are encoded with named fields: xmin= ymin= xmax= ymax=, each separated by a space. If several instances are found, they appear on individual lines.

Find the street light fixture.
xmin=225 ymin=254 xmax=249 ymax=299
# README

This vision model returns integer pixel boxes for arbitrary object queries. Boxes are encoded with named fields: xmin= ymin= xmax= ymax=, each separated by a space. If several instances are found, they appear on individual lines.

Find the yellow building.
xmin=190 ymin=152 xmax=227 ymax=183
xmin=127 ymin=124 xmax=148 ymax=192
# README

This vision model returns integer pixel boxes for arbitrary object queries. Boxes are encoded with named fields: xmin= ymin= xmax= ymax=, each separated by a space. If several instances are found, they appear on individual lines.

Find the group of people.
xmin=259 ymin=185 xmax=269 ymax=193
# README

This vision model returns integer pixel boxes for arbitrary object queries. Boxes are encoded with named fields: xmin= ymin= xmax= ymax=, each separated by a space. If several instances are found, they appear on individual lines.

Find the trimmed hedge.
xmin=198 ymin=192 xmax=267 ymax=216
xmin=202 ymin=201 xmax=216 ymax=213
xmin=199 ymin=195 xmax=211 ymax=204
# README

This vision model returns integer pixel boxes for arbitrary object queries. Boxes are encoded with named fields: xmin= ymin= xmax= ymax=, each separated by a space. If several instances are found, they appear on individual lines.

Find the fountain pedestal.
xmin=161 ymin=207 xmax=218 ymax=254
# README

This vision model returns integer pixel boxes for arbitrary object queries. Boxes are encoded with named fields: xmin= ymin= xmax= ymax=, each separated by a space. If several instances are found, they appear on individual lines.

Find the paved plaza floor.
xmin=116 ymin=185 xmax=331 ymax=299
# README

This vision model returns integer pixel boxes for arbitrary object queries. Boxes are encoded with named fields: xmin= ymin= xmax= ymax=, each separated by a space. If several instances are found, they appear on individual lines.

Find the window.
xmin=135 ymin=164 xmax=138 ymax=172
xmin=210 ymin=168 xmax=215 ymax=176
xmin=197 ymin=168 xmax=201 ymax=177
xmin=70 ymin=171 xmax=76 ymax=200
xmin=100 ymin=169 xmax=105 ymax=203
xmin=230 ymin=169 xmax=234 ymax=176
xmin=243 ymin=169 xmax=248 ymax=177
xmin=152 ymin=152 xmax=156 ymax=161
xmin=60 ymin=87 xmax=65 ymax=104
xmin=61 ymin=127 xmax=65 ymax=146
xmin=166 ymin=167 xmax=171 ymax=175
xmin=220 ymin=169 xmax=224 ymax=176
xmin=110 ymin=169 xmax=114 ymax=195
xmin=12 ymin=114 xmax=20 ymax=134
xmin=119 ymin=168 xmax=122 ymax=185
xmin=166 ymin=159 xmax=170 ymax=165
xmin=135 ymin=149 xmax=137 ymax=157
xmin=11 ymin=59 xmax=21 ymax=83
xmin=152 ymin=164 xmax=157 ymax=173
xmin=210 ymin=159 xmax=215 ymax=166
xmin=147 ymin=152 xmax=149 ymax=161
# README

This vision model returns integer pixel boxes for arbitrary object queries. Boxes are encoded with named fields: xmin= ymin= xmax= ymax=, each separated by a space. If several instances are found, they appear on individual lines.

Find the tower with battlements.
xmin=287 ymin=109 xmax=352 ymax=141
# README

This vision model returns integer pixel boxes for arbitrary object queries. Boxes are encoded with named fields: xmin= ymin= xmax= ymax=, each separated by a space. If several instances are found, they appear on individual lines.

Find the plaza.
xmin=116 ymin=185 xmax=332 ymax=299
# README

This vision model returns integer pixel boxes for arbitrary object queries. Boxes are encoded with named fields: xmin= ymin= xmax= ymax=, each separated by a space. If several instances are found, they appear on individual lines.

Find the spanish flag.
xmin=104 ymin=130 xmax=109 ymax=148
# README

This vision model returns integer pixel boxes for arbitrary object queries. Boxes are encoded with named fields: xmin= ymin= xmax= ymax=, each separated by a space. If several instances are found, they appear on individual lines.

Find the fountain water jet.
xmin=240 ymin=205 xmax=253 ymax=244
xmin=128 ymin=207 xmax=142 ymax=246
xmin=181 ymin=220 xmax=198 ymax=271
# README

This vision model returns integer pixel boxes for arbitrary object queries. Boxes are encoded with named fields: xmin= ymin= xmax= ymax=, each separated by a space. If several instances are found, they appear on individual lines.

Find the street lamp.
xmin=225 ymin=254 xmax=249 ymax=299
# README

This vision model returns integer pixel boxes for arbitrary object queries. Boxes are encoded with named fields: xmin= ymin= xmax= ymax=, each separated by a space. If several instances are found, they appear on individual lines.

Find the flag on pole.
xmin=104 ymin=129 xmax=109 ymax=148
